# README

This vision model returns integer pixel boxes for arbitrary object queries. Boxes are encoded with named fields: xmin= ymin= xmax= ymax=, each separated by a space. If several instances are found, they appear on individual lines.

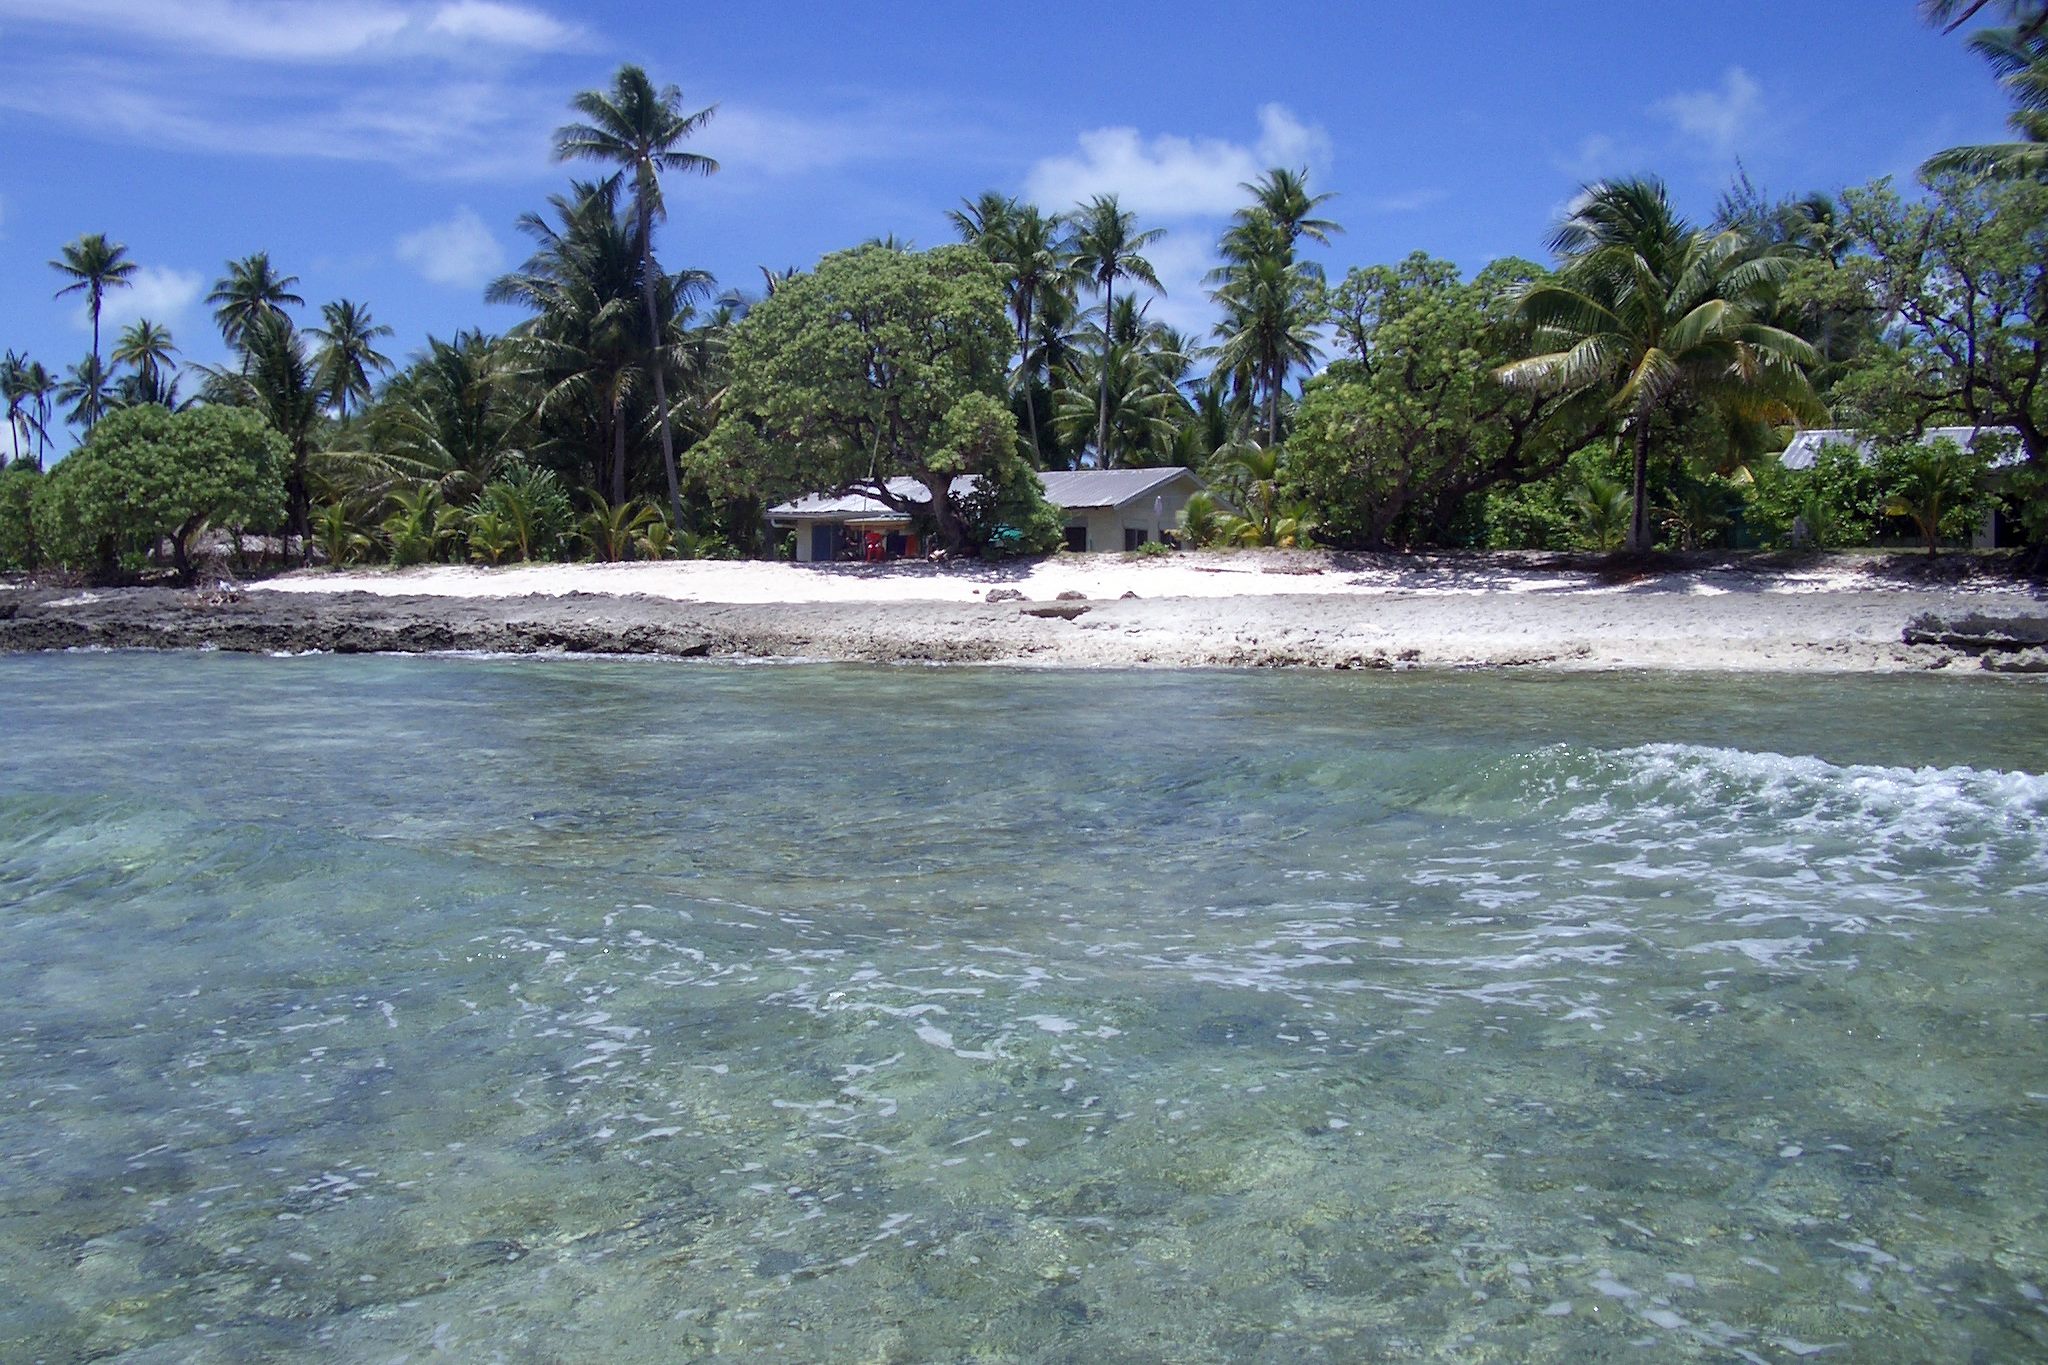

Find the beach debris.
xmin=1022 ymin=602 xmax=1091 ymax=620
xmin=1055 ymin=590 xmax=1088 ymax=601
xmin=984 ymin=588 xmax=1025 ymax=603
xmin=1121 ymin=590 xmax=1140 ymax=599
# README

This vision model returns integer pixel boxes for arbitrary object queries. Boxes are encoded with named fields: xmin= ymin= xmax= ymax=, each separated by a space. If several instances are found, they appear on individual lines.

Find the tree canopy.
xmin=694 ymin=243 xmax=1051 ymax=553
xmin=32 ymin=405 xmax=287 ymax=581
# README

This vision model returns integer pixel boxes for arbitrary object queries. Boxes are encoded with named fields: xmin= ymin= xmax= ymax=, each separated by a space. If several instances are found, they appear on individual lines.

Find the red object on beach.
xmin=864 ymin=532 xmax=885 ymax=562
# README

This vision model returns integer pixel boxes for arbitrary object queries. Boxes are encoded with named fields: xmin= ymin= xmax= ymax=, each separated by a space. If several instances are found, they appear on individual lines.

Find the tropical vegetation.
xmin=3 ymin=5 xmax=2044 ymax=581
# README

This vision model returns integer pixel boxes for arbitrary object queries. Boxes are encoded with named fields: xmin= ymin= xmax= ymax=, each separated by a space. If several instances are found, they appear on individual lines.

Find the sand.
xmin=4 ymin=550 xmax=2039 ymax=670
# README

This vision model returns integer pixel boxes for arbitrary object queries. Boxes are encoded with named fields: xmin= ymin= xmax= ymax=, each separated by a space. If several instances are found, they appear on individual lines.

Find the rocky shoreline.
xmin=3 ymin=578 xmax=2045 ymax=672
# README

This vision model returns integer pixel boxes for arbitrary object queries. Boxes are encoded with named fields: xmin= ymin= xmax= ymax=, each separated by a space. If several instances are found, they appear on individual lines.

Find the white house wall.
xmin=1064 ymin=479 xmax=1201 ymax=552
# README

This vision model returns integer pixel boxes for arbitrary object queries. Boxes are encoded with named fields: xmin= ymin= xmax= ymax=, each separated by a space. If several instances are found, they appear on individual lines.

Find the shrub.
xmin=32 ymin=406 xmax=287 ymax=581
xmin=471 ymin=463 xmax=573 ymax=562
xmin=382 ymin=486 xmax=451 ymax=566
xmin=1744 ymin=440 xmax=1880 ymax=548
xmin=1877 ymin=436 xmax=1991 ymax=555
xmin=0 ymin=463 xmax=40 ymax=570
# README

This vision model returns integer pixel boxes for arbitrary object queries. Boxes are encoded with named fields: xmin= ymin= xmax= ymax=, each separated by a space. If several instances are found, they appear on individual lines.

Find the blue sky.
xmin=0 ymin=0 xmax=2015 ymax=443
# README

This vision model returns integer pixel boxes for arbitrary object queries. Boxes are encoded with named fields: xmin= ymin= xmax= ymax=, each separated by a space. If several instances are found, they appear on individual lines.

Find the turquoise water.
xmin=2 ymin=655 xmax=2046 ymax=1363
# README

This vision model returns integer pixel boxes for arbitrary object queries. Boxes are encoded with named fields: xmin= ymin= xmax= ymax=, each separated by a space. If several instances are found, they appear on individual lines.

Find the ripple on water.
xmin=1 ymin=657 xmax=2044 ymax=1361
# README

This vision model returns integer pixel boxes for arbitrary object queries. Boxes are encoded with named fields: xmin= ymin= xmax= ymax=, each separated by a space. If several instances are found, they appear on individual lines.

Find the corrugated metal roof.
xmin=769 ymin=466 xmax=1204 ymax=519
xmin=770 ymin=476 xmax=973 ymax=520
xmin=1780 ymin=426 xmax=2024 ymax=470
xmin=1037 ymin=466 xmax=1201 ymax=510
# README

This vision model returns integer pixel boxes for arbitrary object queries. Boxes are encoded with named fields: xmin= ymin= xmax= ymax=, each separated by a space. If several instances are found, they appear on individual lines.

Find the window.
xmin=1124 ymin=527 xmax=1148 ymax=551
xmin=1064 ymin=525 xmax=1089 ymax=552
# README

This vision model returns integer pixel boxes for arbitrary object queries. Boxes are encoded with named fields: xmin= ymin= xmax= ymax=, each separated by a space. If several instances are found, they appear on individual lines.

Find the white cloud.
xmin=712 ymin=106 xmax=869 ymax=177
xmin=1132 ymin=233 xmax=1223 ymax=338
xmin=0 ymin=0 xmax=585 ymax=62
xmin=88 ymin=265 xmax=206 ymax=333
xmin=0 ymin=58 xmax=558 ymax=179
xmin=395 ymin=207 xmax=506 ymax=288
xmin=1024 ymin=104 xmax=1333 ymax=219
xmin=1654 ymin=67 xmax=1763 ymax=159
xmin=424 ymin=0 xmax=580 ymax=52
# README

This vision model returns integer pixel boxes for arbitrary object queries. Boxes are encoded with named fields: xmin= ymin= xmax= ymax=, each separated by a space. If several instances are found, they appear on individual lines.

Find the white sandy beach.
xmin=254 ymin=549 xmax=1981 ymax=606
xmin=224 ymin=551 xmax=2048 ymax=672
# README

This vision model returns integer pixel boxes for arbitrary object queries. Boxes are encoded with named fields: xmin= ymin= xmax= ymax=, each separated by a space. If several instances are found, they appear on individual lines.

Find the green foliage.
xmin=313 ymin=500 xmax=374 ymax=568
xmin=2005 ymin=462 xmax=2048 ymax=545
xmin=381 ymin=486 xmax=452 ymax=566
xmin=1203 ymin=442 xmax=1315 ymax=548
xmin=1179 ymin=490 xmax=1225 ymax=548
xmin=1570 ymin=474 xmax=1633 ymax=551
xmin=1877 ymin=436 xmax=1993 ymax=554
xmin=472 ymin=463 xmax=574 ymax=562
xmin=1831 ymin=175 xmax=2048 ymax=480
xmin=1293 ymin=256 xmax=1600 ymax=549
xmin=464 ymin=504 xmax=518 ymax=565
xmin=0 ymin=463 xmax=40 ymax=569
xmin=32 ymin=405 xmax=287 ymax=580
xmin=1498 ymin=178 xmax=1821 ymax=550
xmin=696 ymin=243 xmax=1031 ymax=553
xmin=578 ymin=490 xmax=660 ymax=561
xmin=369 ymin=331 xmax=529 ymax=505
xmin=1744 ymin=441 xmax=1881 ymax=548
xmin=1481 ymin=479 xmax=1577 ymax=550
xmin=1130 ymin=536 xmax=1174 ymax=558
xmin=1658 ymin=470 xmax=1743 ymax=550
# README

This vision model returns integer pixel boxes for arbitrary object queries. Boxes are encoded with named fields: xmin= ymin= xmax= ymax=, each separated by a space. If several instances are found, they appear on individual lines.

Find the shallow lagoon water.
xmin=2 ymin=653 xmax=2046 ymax=1362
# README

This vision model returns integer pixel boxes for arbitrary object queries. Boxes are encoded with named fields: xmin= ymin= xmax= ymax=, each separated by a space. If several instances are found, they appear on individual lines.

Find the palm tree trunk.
xmin=1266 ymin=360 xmax=1280 ymax=449
xmin=638 ymin=203 xmax=687 ymax=535
xmin=1627 ymin=423 xmax=1652 ymax=553
xmin=611 ymin=394 xmax=628 ymax=507
xmin=1018 ymin=302 xmax=1042 ymax=464
xmin=1096 ymin=277 xmax=1113 ymax=468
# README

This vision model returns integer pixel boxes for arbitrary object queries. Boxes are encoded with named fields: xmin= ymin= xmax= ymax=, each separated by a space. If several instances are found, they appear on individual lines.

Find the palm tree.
xmin=238 ymin=314 xmax=325 ymax=554
xmin=0 ymin=351 xmax=29 ymax=465
xmin=112 ymin=320 xmax=179 ymax=395
xmin=1497 ymin=178 xmax=1820 ymax=552
xmin=49 ymin=234 xmax=137 ymax=413
xmin=552 ymin=63 xmax=718 ymax=535
xmin=1054 ymin=323 xmax=1191 ymax=469
xmin=208 ymin=252 xmax=304 ymax=349
xmin=18 ymin=362 xmax=56 ymax=468
xmin=1922 ymin=0 xmax=2046 ymax=38
xmin=947 ymin=191 xmax=1020 ymax=248
xmin=1237 ymin=168 xmax=1342 ymax=266
xmin=491 ymin=178 xmax=657 ymax=505
xmin=1208 ymin=212 xmax=1326 ymax=448
xmin=309 ymin=300 xmax=395 ymax=425
xmin=374 ymin=331 xmax=528 ymax=504
xmin=1207 ymin=441 xmax=1314 ymax=547
xmin=57 ymin=355 xmax=115 ymax=432
xmin=953 ymin=195 xmax=1073 ymax=464
xmin=1067 ymin=195 xmax=1165 ymax=466
xmin=1922 ymin=19 xmax=2048 ymax=178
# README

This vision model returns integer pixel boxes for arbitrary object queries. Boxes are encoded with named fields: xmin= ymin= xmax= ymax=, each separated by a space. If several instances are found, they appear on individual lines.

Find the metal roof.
xmin=1036 ymin=467 xmax=1202 ymax=509
xmin=769 ymin=476 xmax=972 ymax=521
xmin=1779 ymin=426 xmax=2024 ymax=470
xmin=769 ymin=466 xmax=1203 ymax=519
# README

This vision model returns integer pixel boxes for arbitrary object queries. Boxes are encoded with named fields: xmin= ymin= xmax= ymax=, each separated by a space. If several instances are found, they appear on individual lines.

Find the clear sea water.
xmin=2 ymin=653 xmax=2046 ymax=1363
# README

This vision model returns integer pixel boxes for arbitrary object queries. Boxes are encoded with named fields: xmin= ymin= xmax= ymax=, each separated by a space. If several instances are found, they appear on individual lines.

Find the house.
xmin=769 ymin=467 xmax=1206 ymax=562
xmin=1777 ymin=426 xmax=2026 ymax=549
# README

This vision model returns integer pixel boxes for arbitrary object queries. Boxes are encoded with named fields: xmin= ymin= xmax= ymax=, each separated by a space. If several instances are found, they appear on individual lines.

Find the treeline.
xmin=2 ymin=4 xmax=2045 ymax=579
